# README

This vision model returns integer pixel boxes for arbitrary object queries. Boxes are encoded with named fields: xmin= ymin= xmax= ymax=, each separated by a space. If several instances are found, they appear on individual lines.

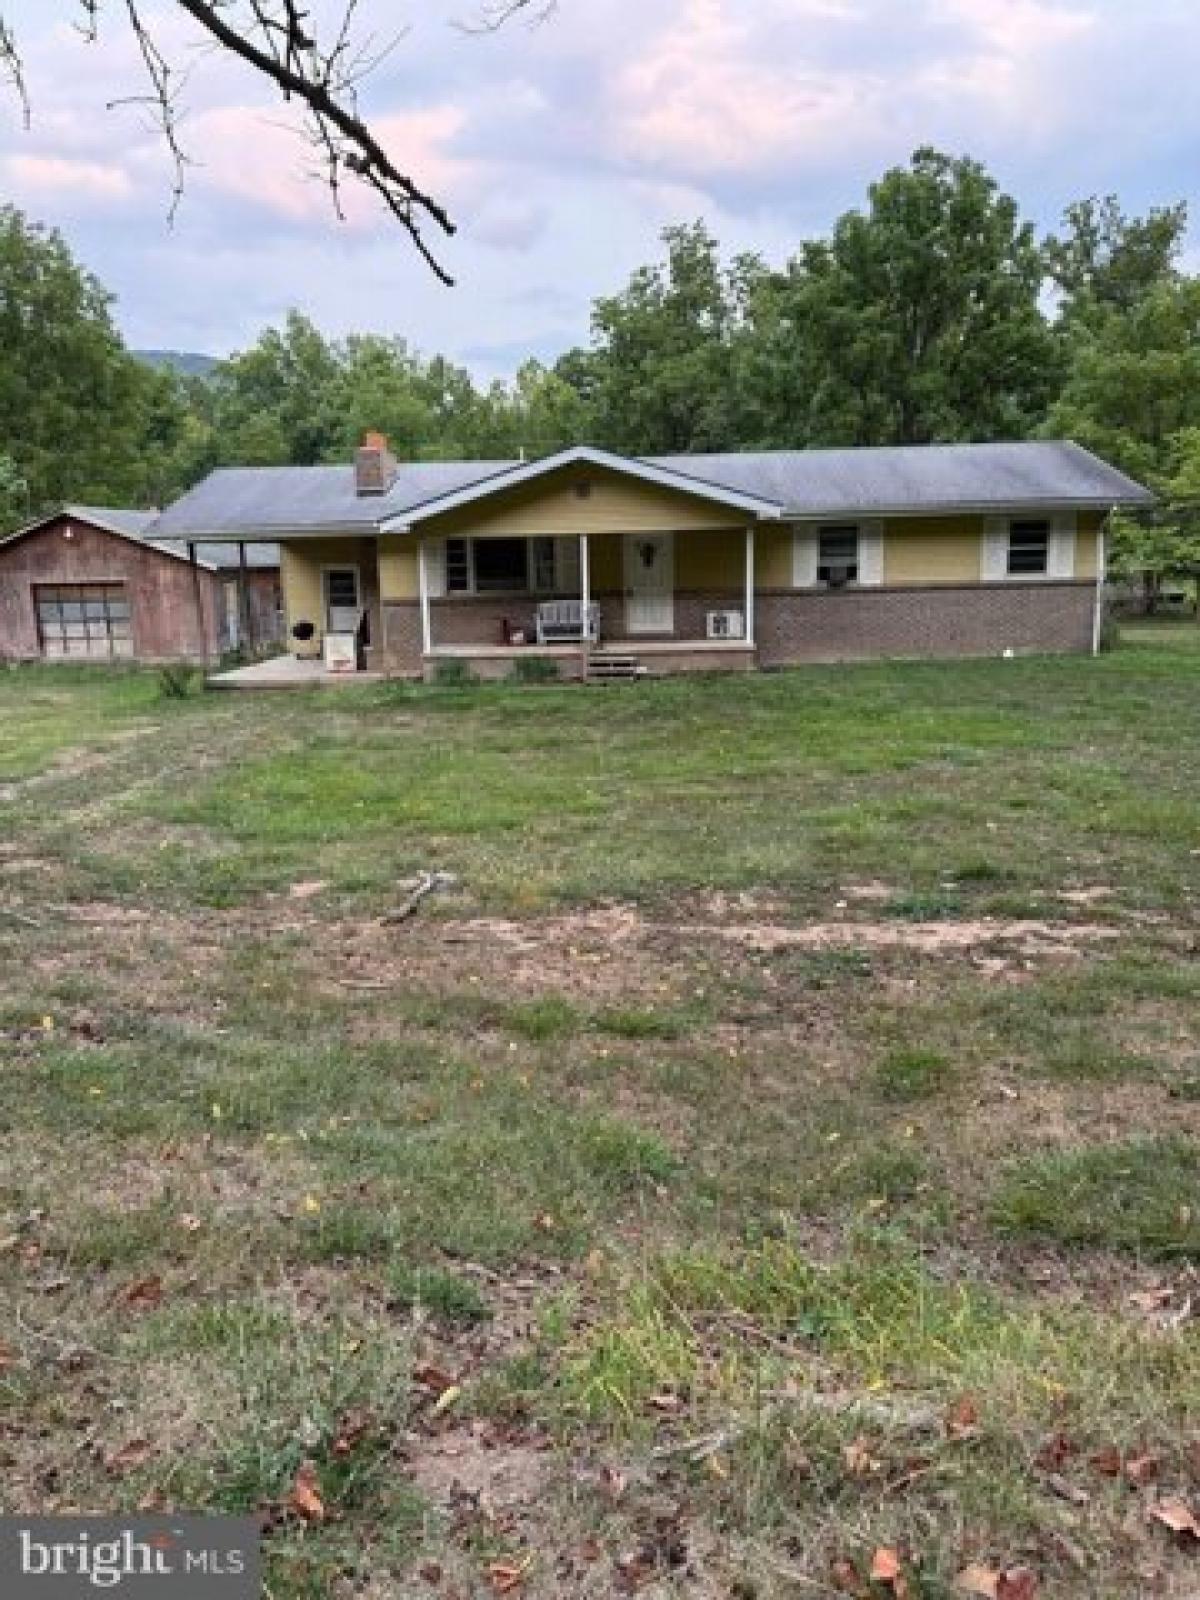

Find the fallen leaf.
xmin=956 ymin=1565 xmax=999 ymax=1597
xmin=417 ymin=1559 xmax=443 ymax=1585
xmin=0 ymin=1342 xmax=15 ymax=1372
xmin=413 ymin=1362 xmax=457 ymax=1396
xmin=1124 ymin=1452 xmax=1160 ymax=1486
xmin=121 ymin=1275 xmax=163 ymax=1311
xmin=996 ymin=1569 xmax=1038 ymax=1600
xmin=843 ymin=1436 xmax=881 ymax=1478
xmin=945 ymin=1394 xmax=980 ymax=1440
xmin=1148 ymin=1497 xmax=1200 ymax=1540
xmin=488 ymin=1554 xmax=532 ymax=1592
xmin=1034 ymin=1433 xmax=1077 ymax=1472
xmin=288 ymin=1459 xmax=325 ymax=1523
xmin=104 ymin=1438 xmax=155 ymax=1476
xmin=870 ymin=1546 xmax=902 ymax=1583
xmin=830 ymin=1557 xmax=861 ymax=1592
xmin=600 ymin=1464 xmax=627 ymax=1503
xmin=431 ymin=1383 xmax=462 ymax=1417
xmin=1130 ymin=1286 xmax=1174 ymax=1312
xmin=331 ymin=1410 xmax=371 ymax=1457
xmin=649 ymin=1391 xmax=684 ymax=1415
xmin=1089 ymin=1445 xmax=1122 ymax=1477
xmin=177 ymin=1214 xmax=203 ymax=1233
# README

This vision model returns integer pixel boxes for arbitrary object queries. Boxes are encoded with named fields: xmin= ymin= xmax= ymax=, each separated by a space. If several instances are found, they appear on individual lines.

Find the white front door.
xmin=324 ymin=567 xmax=361 ymax=633
xmin=623 ymin=533 xmax=675 ymax=634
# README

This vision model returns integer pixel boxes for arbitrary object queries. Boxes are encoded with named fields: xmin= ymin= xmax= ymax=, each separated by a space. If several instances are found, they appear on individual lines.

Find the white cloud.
xmin=0 ymin=0 xmax=1193 ymax=375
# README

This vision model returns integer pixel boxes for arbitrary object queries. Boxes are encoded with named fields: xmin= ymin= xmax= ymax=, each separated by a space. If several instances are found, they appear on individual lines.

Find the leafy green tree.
xmin=501 ymin=360 xmax=592 ymax=457
xmin=741 ymin=149 xmax=1060 ymax=447
xmin=1048 ymin=278 xmax=1200 ymax=612
xmin=1045 ymin=278 xmax=1200 ymax=486
xmin=0 ymin=453 xmax=28 ymax=529
xmin=1046 ymin=195 xmax=1188 ymax=323
xmin=207 ymin=312 xmax=342 ymax=465
xmin=562 ymin=222 xmax=761 ymax=454
xmin=0 ymin=206 xmax=171 ymax=516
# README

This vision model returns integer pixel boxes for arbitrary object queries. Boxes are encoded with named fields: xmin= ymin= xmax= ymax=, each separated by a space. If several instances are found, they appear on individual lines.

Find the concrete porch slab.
xmin=206 ymin=655 xmax=383 ymax=689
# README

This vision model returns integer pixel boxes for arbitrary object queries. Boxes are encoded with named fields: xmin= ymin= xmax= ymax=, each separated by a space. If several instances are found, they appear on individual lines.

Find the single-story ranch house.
xmin=0 ymin=506 xmax=281 ymax=663
xmin=148 ymin=438 xmax=1152 ymax=681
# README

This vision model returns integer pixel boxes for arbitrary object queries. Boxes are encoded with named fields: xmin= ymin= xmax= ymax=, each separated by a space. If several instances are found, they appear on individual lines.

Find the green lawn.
xmin=1 ymin=631 xmax=1198 ymax=1597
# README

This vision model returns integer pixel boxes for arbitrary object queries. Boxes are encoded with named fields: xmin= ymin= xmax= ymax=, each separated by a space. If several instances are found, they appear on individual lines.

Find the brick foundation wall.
xmin=381 ymin=602 xmax=424 ymax=675
xmin=381 ymin=582 xmax=1097 ymax=677
xmin=756 ymin=582 xmax=1096 ymax=665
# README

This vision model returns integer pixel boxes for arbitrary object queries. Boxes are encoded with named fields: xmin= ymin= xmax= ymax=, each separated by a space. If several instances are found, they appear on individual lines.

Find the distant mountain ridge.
xmin=135 ymin=349 xmax=220 ymax=379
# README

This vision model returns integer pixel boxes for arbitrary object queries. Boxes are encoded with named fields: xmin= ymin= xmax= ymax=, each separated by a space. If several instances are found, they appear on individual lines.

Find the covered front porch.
xmin=400 ymin=524 xmax=763 ymax=680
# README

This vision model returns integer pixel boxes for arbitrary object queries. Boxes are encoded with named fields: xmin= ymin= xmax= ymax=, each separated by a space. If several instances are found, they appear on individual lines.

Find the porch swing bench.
xmin=534 ymin=600 xmax=601 ymax=646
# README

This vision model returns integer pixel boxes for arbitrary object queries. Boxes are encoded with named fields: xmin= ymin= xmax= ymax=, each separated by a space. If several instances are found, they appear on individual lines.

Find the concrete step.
xmin=588 ymin=653 xmax=644 ymax=682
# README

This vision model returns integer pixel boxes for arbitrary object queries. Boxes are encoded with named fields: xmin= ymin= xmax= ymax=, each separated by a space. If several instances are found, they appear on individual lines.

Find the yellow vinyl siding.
xmin=378 ymin=534 xmax=419 ymax=601
xmin=756 ymin=525 xmax=792 ymax=588
xmin=280 ymin=537 xmax=371 ymax=655
xmin=676 ymin=529 xmax=741 ymax=588
xmin=418 ymin=464 xmax=748 ymax=539
xmin=590 ymin=535 xmax=622 ymax=590
xmin=883 ymin=517 xmax=984 ymax=584
xmin=1074 ymin=512 xmax=1105 ymax=580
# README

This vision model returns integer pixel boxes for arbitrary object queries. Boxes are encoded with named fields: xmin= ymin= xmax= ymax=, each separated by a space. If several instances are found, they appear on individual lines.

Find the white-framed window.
xmin=793 ymin=521 xmax=883 ymax=588
xmin=435 ymin=536 xmax=579 ymax=595
xmin=982 ymin=514 xmax=1076 ymax=581
xmin=1007 ymin=519 xmax=1050 ymax=576
xmin=817 ymin=524 xmax=860 ymax=584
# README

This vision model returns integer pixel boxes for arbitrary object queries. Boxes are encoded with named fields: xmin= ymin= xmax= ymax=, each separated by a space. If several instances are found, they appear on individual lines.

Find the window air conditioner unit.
xmin=824 ymin=564 xmax=852 ymax=588
xmin=706 ymin=609 xmax=744 ymax=640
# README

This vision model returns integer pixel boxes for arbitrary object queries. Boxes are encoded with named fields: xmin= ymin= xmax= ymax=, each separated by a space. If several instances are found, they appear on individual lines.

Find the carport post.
xmin=579 ymin=532 xmax=591 ymax=679
xmin=188 ymin=541 xmax=210 ymax=669
xmin=744 ymin=525 xmax=756 ymax=647
xmin=418 ymin=538 xmax=432 ymax=660
xmin=238 ymin=540 xmax=254 ymax=653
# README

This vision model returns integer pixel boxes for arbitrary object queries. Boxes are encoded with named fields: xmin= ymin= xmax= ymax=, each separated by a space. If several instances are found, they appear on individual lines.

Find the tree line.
xmin=1 ymin=148 xmax=1197 ymax=602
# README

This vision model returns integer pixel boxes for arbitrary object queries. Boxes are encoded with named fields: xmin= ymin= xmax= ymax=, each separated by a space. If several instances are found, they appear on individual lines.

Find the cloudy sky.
xmin=0 ymin=0 xmax=1196 ymax=377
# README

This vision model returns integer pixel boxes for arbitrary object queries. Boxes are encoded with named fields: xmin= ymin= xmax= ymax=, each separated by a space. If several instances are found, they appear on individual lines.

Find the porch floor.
xmin=429 ymin=638 xmax=753 ymax=658
xmin=206 ymin=656 xmax=384 ymax=690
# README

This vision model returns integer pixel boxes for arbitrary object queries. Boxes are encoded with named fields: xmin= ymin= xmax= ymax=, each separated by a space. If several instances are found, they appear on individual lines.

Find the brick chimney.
xmin=354 ymin=430 xmax=397 ymax=495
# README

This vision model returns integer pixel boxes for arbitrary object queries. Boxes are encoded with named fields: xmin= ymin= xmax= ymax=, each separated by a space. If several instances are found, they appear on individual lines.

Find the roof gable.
xmin=0 ymin=507 xmax=218 ymax=570
xmin=381 ymin=446 xmax=785 ymax=529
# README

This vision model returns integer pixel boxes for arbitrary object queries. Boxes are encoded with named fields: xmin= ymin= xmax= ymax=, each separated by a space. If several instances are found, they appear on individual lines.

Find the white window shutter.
xmin=858 ymin=521 xmax=884 ymax=586
xmin=982 ymin=518 xmax=1008 ymax=581
xmin=555 ymin=536 xmax=581 ymax=593
xmin=424 ymin=538 xmax=447 ymax=598
xmin=1048 ymin=513 xmax=1077 ymax=579
xmin=792 ymin=526 xmax=818 ymax=587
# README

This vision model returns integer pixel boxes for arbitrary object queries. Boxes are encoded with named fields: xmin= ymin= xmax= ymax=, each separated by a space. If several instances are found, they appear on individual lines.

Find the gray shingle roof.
xmin=647 ymin=442 xmax=1154 ymax=516
xmin=70 ymin=505 xmax=279 ymax=569
xmin=148 ymin=441 xmax=1152 ymax=540
xmin=66 ymin=505 xmax=162 ymax=540
xmin=149 ymin=461 xmax=519 ymax=539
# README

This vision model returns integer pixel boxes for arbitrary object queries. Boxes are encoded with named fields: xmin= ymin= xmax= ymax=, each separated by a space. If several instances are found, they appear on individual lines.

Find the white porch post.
xmin=418 ymin=538 xmax=432 ymax=658
xmin=580 ymin=533 xmax=591 ymax=660
xmin=744 ymin=525 xmax=756 ymax=647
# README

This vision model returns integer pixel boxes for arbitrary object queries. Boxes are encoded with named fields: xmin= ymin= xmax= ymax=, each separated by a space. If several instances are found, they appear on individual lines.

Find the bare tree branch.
xmin=0 ymin=2 xmax=558 ymax=282
xmin=456 ymin=0 xmax=557 ymax=36
xmin=0 ymin=11 xmax=28 ymax=126
xmin=173 ymin=0 xmax=458 ymax=283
